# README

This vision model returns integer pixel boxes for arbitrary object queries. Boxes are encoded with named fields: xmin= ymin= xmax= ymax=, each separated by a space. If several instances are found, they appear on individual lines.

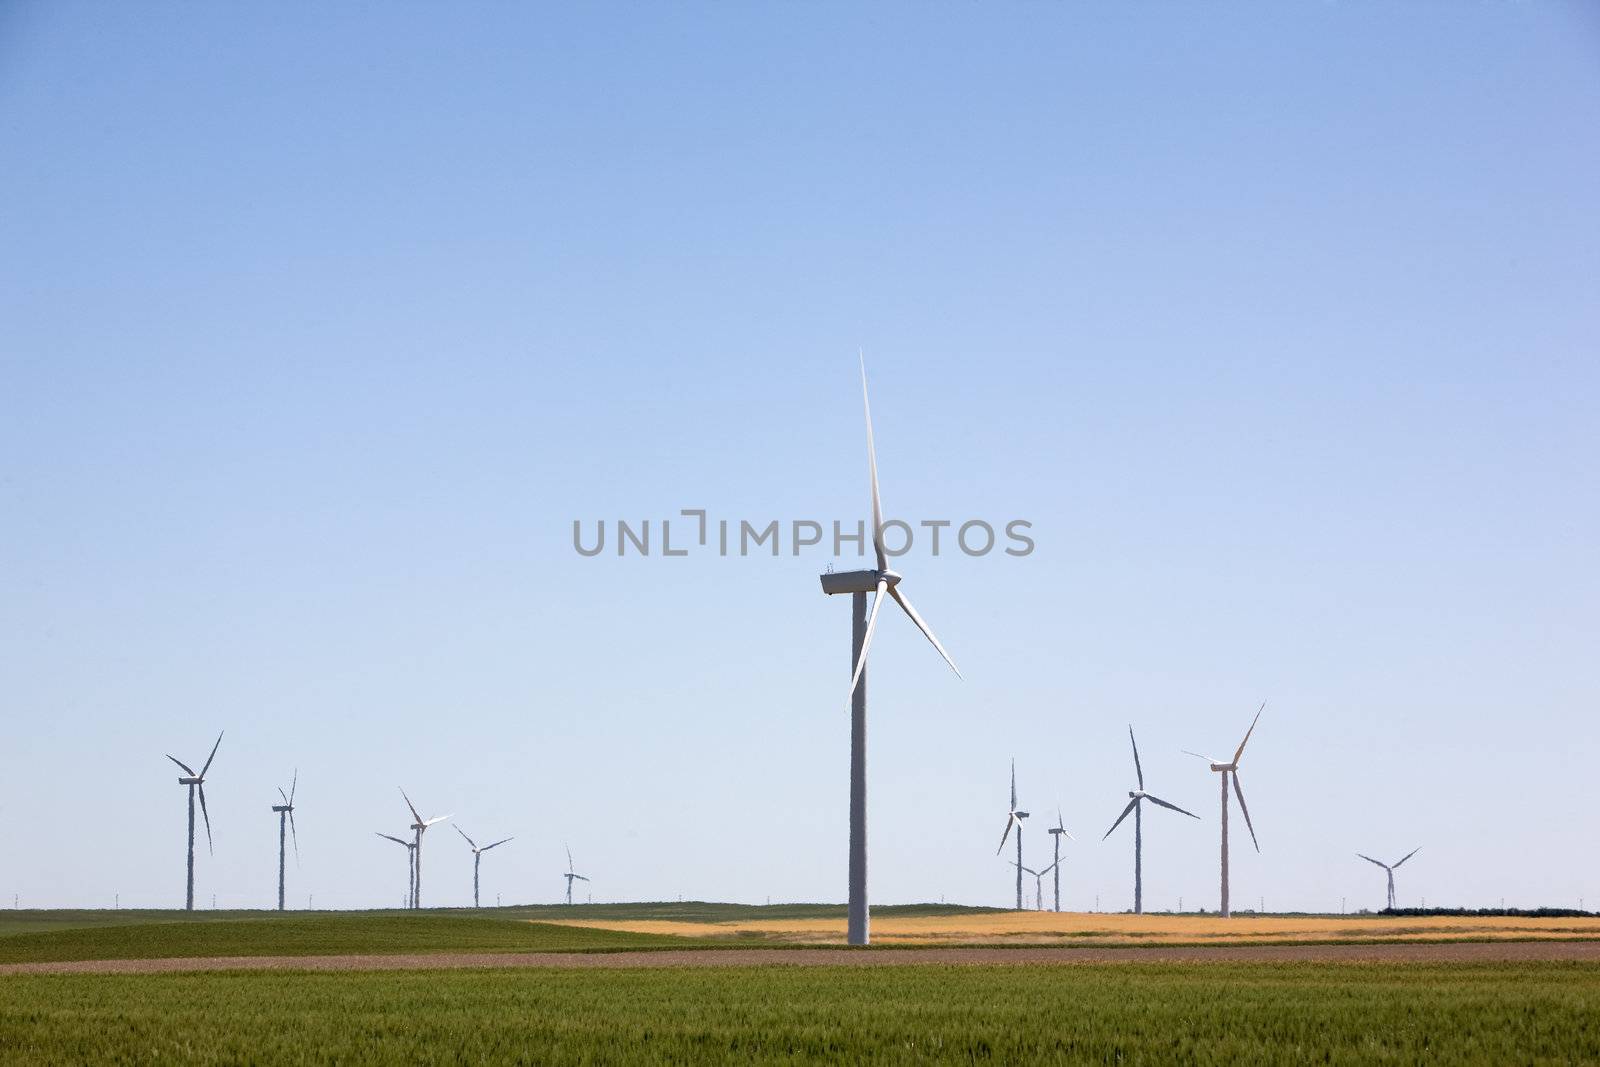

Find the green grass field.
xmin=1 ymin=961 xmax=1596 ymax=1064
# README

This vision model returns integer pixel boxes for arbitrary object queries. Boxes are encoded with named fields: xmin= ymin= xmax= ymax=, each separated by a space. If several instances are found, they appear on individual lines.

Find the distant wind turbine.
xmin=165 ymin=731 xmax=223 ymax=911
xmin=1103 ymin=726 xmax=1198 ymax=914
xmin=1009 ymin=860 xmax=1058 ymax=911
xmin=1183 ymin=704 xmax=1264 ymax=918
xmin=1358 ymin=848 xmax=1421 ymax=910
xmin=376 ymin=832 xmax=417 ymax=907
xmin=563 ymin=845 xmax=589 ymax=905
xmin=1047 ymin=807 xmax=1072 ymax=912
xmin=455 ymin=826 xmax=513 ymax=909
xmin=399 ymin=789 xmax=450 ymax=909
xmin=818 ymin=355 xmax=962 ymax=946
xmin=271 ymin=770 xmax=299 ymax=911
xmin=995 ymin=760 xmax=1029 ymax=910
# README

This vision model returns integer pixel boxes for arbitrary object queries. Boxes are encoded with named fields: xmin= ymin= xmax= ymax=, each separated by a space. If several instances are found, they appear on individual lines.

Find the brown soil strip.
xmin=4 ymin=939 xmax=1599 ymax=976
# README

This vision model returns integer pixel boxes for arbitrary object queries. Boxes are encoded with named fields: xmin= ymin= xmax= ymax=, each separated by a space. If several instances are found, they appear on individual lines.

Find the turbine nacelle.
xmin=271 ymin=804 xmax=292 ymax=813
xmin=178 ymin=776 xmax=203 ymax=785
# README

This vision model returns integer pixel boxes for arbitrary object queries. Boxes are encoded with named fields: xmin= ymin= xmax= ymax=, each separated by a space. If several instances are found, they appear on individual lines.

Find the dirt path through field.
xmin=4 ymin=939 xmax=1598 ymax=975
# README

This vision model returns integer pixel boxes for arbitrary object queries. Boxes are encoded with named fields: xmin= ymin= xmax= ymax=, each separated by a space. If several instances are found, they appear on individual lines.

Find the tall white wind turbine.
xmin=563 ymin=845 xmax=589 ymax=905
xmin=1183 ymin=704 xmax=1264 ymax=918
xmin=818 ymin=355 xmax=961 ymax=946
xmin=165 ymin=731 xmax=223 ymax=911
xmin=995 ymin=761 xmax=1029 ymax=910
xmin=1009 ymin=860 xmax=1058 ymax=911
xmin=399 ymin=789 xmax=450 ymax=910
xmin=271 ymin=770 xmax=299 ymax=911
xmin=1103 ymin=726 xmax=1198 ymax=914
xmin=1047 ymin=807 xmax=1072 ymax=913
xmin=1358 ymin=847 xmax=1420 ymax=910
xmin=455 ymin=826 xmax=513 ymax=909
xmin=376 ymin=832 xmax=417 ymax=908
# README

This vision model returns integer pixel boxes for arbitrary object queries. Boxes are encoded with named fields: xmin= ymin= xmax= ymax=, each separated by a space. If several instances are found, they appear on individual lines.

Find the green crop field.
xmin=1 ymin=961 xmax=1596 ymax=1064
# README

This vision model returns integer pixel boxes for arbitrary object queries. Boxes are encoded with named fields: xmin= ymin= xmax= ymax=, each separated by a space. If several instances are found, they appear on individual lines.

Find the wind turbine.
xmin=376 ymin=832 xmax=417 ymax=908
xmin=455 ymin=826 xmax=513 ymax=909
xmin=1009 ymin=860 xmax=1059 ymax=911
xmin=165 ymin=731 xmax=223 ymax=911
xmin=399 ymin=789 xmax=450 ymax=910
xmin=1358 ymin=848 xmax=1421 ymax=910
xmin=1047 ymin=807 xmax=1072 ymax=913
xmin=271 ymin=770 xmax=299 ymax=911
xmin=563 ymin=845 xmax=589 ymax=905
xmin=1103 ymin=726 xmax=1198 ymax=914
xmin=995 ymin=760 xmax=1029 ymax=910
xmin=1183 ymin=704 xmax=1264 ymax=918
xmin=819 ymin=355 xmax=962 ymax=946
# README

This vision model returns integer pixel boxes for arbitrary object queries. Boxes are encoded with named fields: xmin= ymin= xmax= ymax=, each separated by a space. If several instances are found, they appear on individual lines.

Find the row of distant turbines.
xmin=165 ymin=733 xmax=586 ymax=911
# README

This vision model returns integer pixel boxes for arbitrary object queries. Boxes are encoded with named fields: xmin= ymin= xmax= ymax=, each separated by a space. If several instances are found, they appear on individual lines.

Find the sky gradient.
xmin=2 ymin=3 xmax=1597 ymax=914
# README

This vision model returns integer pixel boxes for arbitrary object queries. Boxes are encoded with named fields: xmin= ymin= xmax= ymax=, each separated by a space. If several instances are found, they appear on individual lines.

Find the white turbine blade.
xmin=167 ymin=754 xmax=196 ymax=777
xmin=566 ymin=844 xmax=574 ymax=873
xmin=277 ymin=786 xmax=290 ymax=806
xmin=399 ymin=788 xmax=424 ymax=825
xmin=198 ymin=784 xmax=214 ymax=854
xmin=1103 ymin=798 xmax=1139 ymax=840
xmin=846 ymin=578 xmax=889 ymax=703
xmin=1039 ymin=860 xmax=1059 ymax=875
xmin=200 ymin=731 xmax=224 ymax=778
xmin=1233 ymin=703 xmax=1264 ymax=765
xmin=1181 ymin=750 xmax=1218 ymax=764
xmin=996 ymin=815 xmax=1015 ymax=855
xmin=1392 ymin=847 xmax=1421 ymax=869
xmin=861 ymin=352 xmax=886 ymax=573
xmin=425 ymin=814 xmax=452 ymax=827
xmin=482 ymin=837 xmax=514 ymax=851
xmin=289 ymin=768 xmax=297 ymax=806
xmin=1010 ymin=761 xmax=1017 ymax=811
xmin=454 ymin=825 xmax=478 ymax=849
xmin=887 ymin=586 xmax=960 ymax=678
xmin=573 ymin=873 xmax=590 ymax=882
xmin=376 ymin=832 xmax=409 ymax=847
xmin=289 ymin=810 xmax=300 ymax=866
xmin=1231 ymin=773 xmax=1259 ymax=852
xmin=1144 ymin=794 xmax=1200 ymax=820
xmin=1128 ymin=727 xmax=1144 ymax=791
xmin=1357 ymin=853 xmax=1389 ymax=870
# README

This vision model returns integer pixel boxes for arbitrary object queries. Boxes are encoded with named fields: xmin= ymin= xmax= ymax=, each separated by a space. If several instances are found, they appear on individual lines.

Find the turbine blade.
xmin=1392 ymin=847 xmax=1421 ymax=869
xmin=1010 ymin=761 xmax=1017 ymax=811
xmin=198 ymin=784 xmax=214 ymax=854
xmin=399 ymin=788 xmax=424 ymax=825
xmin=425 ymin=814 xmax=452 ymax=826
xmin=1103 ymin=798 xmax=1139 ymax=840
xmin=483 ymin=837 xmax=513 ymax=851
xmin=200 ymin=731 xmax=223 ymax=778
xmin=574 ymin=874 xmax=590 ymax=882
xmin=167 ymin=754 xmax=197 ymax=777
xmin=566 ymin=844 xmax=573 ymax=873
xmin=1129 ymin=727 xmax=1144 ymax=790
xmin=846 ymin=578 xmax=889 ymax=703
xmin=1144 ymin=794 xmax=1200 ymax=820
xmin=289 ymin=810 xmax=300 ymax=866
xmin=996 ymin=815 xmax=1015 ymax=855
xmin=861 ymin=351 xmax=886 ymax=573
xmin=1357 ymin=853 xmax=1390 ymax=870
xmin=887 ymin=585 xmax=960 ymax=678
xmin=455 ymin=825 xmax=478 ymax=849
xmin=1181 ymin=750 xmax=1218 ymax=764
xmin=1233 ymin=703 xmax=1264 ymax=765
xmin=278 ymin=786 xmax=289 ymax=806
xmin=377 ymin=833 xmax=410 ymax=847
xmin=289 ymin=768 xmax=297 ymax=806
xmin=1231 ymin=772 xmax=1259 ymax=852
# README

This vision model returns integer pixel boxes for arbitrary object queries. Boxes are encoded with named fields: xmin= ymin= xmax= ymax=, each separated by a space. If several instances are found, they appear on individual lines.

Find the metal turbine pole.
xmin=1053 ymin=835 xmax=1061 ymax=913
xmin=277 ymin=810 xmax=287 ymax=911
xmin=1220 ymin=770 xmax=1231 ymax=918
xmin=1133 ymin=800 xmax=1143 ymax=914
xmin=847 ymin=588 xmax=869 ymax=946
xmin=413 ymin=826 xmax=423 ymax=909
xmin=185 ymin=783 xmax=196 ymax=911
xmin=473 ymin=852 xmax=481 ymax=909
xmin=1014 ymin=820 xmax=1024 ymax=910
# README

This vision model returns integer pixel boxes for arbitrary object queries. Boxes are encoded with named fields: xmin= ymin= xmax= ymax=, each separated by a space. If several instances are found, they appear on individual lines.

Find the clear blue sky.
xmin=2 ymin=4 xmax=1596 ymax=913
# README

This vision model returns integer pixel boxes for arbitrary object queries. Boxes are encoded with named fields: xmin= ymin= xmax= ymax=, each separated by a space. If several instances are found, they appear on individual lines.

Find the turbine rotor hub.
xmin=879 ymin=569 xmax=903 ymax=586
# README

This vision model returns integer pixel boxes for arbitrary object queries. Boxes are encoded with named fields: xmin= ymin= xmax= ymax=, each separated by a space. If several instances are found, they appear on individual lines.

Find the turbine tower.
xmin=563 ymin=845 xmax=589 ymax=905
xmin=1010 ymin=860 xmax=1058 ymax=911
xmin=1183 ymin=704 xmax=1264 ymax=918
xmin=455 ymin=826 xmax=513 ymax=909
xmin=1358 ymin=848 xmax=1420 ymax=910
xmin=1047 ymin=807 xmax=1072 ymax=913
xmin=1103 ymin=726 xmax=1198 ymax=914
xmin=271 ymin=770 xmax=299 ymax=911
xmin=399 ymin=789 xmax=450 ymax=910
xmin=995 ymin=761 xmax=1029 ymax=910
xmin=165 ymin=731 xmax=223 ymax=911
xmin=818 ymin=355 xmax=961 ymax=946
xmin=377 ymin=832 xmax=417 ymax=908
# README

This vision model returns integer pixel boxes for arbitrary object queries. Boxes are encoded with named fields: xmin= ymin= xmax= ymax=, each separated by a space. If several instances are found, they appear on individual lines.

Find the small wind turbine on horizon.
xmin=455 ymin=826 xmax=513 ymax=909
xmin=1009 ymin=860 xmax=1058 ymax=911
xmin=563 ymin=846 xmax=589 ymax=905
xmin=995 ymin=761 xmax=1029 ymax=910
xmin=818 ymin=355 xmax=962 ymax=946
xmin=1358 ymin=847 xmax=1421 ymax=910
xmin=1103 ymin=726 xmax=1198 ymax=914
xmin=1047 ymin=807 xmax=1072 ymax=912
xmin=376 ymin=832 xmax=417 ymax=907
xmin=165 ymin=731 xmax=223 ymax=911
xmin=399 ymin=789 xmax=450 ymax=910
xmin=1183 ymin=704 xmax=1264 ymax=918
xmin=271 ymin=770 xmax=299 ymax=911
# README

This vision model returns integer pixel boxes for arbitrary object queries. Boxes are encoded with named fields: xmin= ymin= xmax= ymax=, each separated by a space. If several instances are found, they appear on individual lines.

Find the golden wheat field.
xmin=547 ymin=911 xmax=1600 ymax=946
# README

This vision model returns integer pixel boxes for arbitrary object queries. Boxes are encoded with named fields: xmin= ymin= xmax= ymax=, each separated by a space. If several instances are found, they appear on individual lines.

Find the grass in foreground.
xmin=0 ymin=915 xmax=690 ymax=965
xmin=1 ymin=962 xmax=1596 ymax=1064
